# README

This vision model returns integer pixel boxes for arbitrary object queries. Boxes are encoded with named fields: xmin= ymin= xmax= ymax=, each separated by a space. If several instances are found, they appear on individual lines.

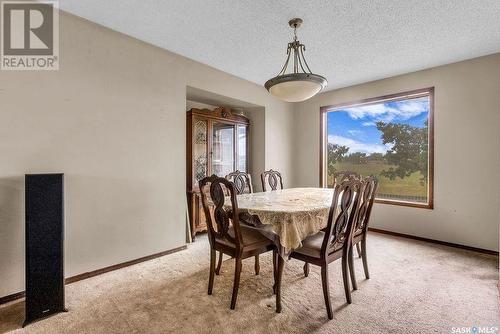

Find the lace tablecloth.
xmin=234 ymin=188 xmax=334 ymax=256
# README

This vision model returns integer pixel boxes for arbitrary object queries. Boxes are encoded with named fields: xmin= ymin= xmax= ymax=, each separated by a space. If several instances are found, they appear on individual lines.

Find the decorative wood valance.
xmin=188 ymin=107 xmax=249 ymax=124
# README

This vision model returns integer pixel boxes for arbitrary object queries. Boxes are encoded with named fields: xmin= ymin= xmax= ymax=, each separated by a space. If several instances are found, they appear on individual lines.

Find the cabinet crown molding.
xmin=188 ymin=107 xmax=249 ymax=124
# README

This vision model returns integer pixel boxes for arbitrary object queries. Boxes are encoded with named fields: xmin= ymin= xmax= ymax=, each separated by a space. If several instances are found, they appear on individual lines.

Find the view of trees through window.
xmin=324 ymin=90 xmax=432 ymax=206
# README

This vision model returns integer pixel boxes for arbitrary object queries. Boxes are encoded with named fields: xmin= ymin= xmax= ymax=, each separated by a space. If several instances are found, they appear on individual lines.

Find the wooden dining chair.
xmin=261 ymin=169 xmax=283 ymax=191
xmin=349 ymin=175 xmax=378 ymax=288
xmin=301 ymin=170 xmax=363 ymax=279
xmin=275 ymin=178 xmax=363 ymax=319
xmin=215 ymin=170 xmax=256 ymax=276
xmin=226 ymin=170 xmax=253 ymax=194
xmin=333 ymin=171 xmax=362 ymax=257
xmin=199 ymin=174 xmax=276 ymax=310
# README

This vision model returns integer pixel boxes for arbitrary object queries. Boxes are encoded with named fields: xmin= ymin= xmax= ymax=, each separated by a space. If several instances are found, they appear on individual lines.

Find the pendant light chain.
xmin=277 ymin=20 xmax=314 ymax=76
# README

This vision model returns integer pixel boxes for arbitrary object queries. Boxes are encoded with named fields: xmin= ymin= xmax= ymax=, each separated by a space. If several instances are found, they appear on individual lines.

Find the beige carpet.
xmin=1 ymin=232 xmax=498 ymax=334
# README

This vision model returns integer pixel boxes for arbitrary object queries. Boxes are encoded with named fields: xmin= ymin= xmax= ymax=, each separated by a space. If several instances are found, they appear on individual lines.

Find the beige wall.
xmin=246 ymin=107 xmax=266 ymax=192
xmin=293 ymin=53 xmax=500 ymax=251
xmin=0 ymin=12 xmax=294 ymax=298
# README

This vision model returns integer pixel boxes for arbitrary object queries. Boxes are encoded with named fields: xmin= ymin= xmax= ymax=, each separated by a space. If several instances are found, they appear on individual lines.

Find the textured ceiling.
xmin=60 ymin=0 xmax=500 ymax=90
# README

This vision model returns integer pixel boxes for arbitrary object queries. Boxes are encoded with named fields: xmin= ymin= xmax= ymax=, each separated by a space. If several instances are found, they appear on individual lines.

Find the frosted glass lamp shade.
xmin=265 ymin=73 xmax=327 ymax=103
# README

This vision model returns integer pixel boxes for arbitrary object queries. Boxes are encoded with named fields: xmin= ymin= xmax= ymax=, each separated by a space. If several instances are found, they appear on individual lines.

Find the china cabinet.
xmin=186 ymin=107 xmax=250 ymax=240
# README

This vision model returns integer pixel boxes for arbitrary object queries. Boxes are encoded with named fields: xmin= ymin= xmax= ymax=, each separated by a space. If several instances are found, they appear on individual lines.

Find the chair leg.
xmin=230 ymin=257 xmax=243 ymax=310
xmin=303 ymin=263 xmax=310 ymax=277
xmin=361 ymin=239 xmax=370 ymax=279
xmin=254 ymin=254 xmax=260 ymax=275
xmin=276 ymin=256 xmax=284 ymax=313
xmin=341 ymin=255 xmax=352 ymax=304
xmin=215 ymin=251 xmax=223 ymax=275
xmin=356 ymin=243 xmax=362 ymax=258
xmin=208 ymin=248 xmax=216 ymax=295
xmin=272 ymin=250 xmax=277 ymax=294
xmin=321 ymin=265 xmax=333 ymax=320
xmin=348 ymin=246 xmax=358 ymax=291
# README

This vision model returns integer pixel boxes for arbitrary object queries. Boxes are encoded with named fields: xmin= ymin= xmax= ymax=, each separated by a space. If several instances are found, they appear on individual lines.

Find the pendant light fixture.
xmin=264 ymin=18 xmax=327 ymax=102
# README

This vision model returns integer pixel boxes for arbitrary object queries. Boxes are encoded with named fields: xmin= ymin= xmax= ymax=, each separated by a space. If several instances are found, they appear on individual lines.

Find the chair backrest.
xmin=199 ymin=175 xmax=243 ymax=250
xmin=261 ymin=169 xmax=283 ymax=191
xmin=352 ymin=176 xmax=378 ymax=236
xmin=320 ymin=178 xmax=363 ymax=259
xmin=225 ymin=170 xmax=253 ymax=194
xmin=333 ymin=171 xmax=361 ymax=184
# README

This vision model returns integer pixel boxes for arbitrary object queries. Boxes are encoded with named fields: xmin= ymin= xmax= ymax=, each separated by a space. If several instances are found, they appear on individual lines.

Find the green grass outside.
xmin=327 ymin=162 xmax=427 ymax=198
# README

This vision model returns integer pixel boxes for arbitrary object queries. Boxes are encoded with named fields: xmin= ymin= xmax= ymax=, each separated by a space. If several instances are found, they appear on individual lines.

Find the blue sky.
xmin=327 ymin=96 xmax=429 ymax=154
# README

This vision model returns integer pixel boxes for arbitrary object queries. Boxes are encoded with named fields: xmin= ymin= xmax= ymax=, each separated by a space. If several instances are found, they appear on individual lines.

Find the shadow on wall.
xmin=0 ymin=176 xmax=25 ymax=297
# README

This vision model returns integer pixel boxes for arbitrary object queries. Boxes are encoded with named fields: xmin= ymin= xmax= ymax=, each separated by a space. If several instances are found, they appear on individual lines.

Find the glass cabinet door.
xmin=193 ymin=119 xmax=208 ymax=185
xmin=211 ymin=122 xmax=234 ymax=177
xmin=237 ymin=125 xmax=248 ymax=172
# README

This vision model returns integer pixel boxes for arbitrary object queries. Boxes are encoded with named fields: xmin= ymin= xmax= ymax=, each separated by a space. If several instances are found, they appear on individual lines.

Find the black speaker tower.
xmin=24 ymin=173 xmax=65 ymax=326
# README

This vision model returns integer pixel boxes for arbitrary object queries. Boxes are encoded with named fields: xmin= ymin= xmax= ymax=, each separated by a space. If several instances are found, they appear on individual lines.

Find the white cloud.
xmin=342 ymin=104 xmax=387 ymax=120
xmin=328 ymin=135 xmax=391 ymax=154
xmin=340 ymin=98 xmax=428 ymax=123
xmin=347 ymin=129 xmax=363 ymax=136
xmin=398 ymin=99 xmax=428 ymax=113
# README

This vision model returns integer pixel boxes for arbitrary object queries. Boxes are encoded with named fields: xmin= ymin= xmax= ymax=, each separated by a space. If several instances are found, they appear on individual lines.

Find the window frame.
xmin=319 ymin=87 xmax=434 ymax=209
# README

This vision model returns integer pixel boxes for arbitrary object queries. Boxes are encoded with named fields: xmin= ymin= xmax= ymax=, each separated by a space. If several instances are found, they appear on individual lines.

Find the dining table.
xmin=214 ymin=185 xmax=353 ymax=314
xmin=234 ymin=187 xmax=335 ymax=257
xmin=230 ymin=187 xmax=337 ymax=312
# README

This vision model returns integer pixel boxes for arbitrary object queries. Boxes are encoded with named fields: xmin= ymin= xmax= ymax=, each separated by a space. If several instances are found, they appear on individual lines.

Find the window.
xmin=320 ymin=88 xmax=434 ymax=208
